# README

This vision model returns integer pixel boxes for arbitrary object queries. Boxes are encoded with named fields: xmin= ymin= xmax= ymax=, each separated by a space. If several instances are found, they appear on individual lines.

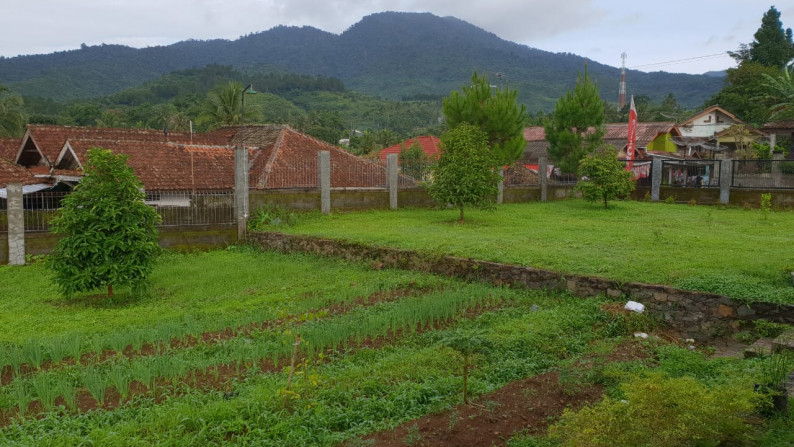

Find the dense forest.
xmin=0 ymin=12 xmax=723 ymax=111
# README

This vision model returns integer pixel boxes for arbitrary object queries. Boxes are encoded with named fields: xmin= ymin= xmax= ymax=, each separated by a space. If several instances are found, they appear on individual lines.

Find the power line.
xmin=629 ymin=52 xmax=732 ymax=70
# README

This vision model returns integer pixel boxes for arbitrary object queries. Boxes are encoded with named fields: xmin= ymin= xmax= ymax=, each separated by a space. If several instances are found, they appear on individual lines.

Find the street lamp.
xmin=240 ymin=83 xmax=257 ymax=126
xmin=236 ymin=83 xmax=256 ymax=243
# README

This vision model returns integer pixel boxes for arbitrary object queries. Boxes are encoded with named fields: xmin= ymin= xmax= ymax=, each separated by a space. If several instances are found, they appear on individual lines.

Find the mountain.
xmin=0 ymin=12 xmax=723 ymax=111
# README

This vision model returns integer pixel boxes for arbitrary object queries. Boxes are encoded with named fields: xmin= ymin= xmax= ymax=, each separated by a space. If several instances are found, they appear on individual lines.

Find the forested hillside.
xmin=0 ymin=12 xmax=722 ymax=111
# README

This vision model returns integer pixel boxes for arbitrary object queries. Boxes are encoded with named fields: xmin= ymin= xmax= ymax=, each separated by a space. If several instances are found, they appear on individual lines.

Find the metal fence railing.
xmin=17 ymin=190 xmax=236 ymax=233
xmin=732 ymin=159 xmax=794 ymax=189
xmin=23 ymin=191 xmax=68 ymax=232
xmin=661 ymin=160 xmax=721 ymax=188
xmin=145 ymin=190 xmax=236 ymax=226
xmin=397 ymin=161 xmax=436 ymax=188
xmin=503 ymin=163 xmax=540 ymax=187
xmin=619 ymin=159 xmax=653 ymax=187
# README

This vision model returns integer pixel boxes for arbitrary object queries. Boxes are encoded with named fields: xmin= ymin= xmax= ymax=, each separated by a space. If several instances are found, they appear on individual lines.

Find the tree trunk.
xmin=459 ymin=205 xmax=465 ymax=224
xmin=603 ymin=194 xmax=609 ymax=209
xmin=463 ymin=354 xmax=469 ymax=404
xmin=107 ymin=283 xmax=113 ymax=298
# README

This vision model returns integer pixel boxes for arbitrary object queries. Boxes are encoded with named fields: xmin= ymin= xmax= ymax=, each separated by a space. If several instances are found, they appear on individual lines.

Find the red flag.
xmin=626 ymin=95 xmax=637 ymax=173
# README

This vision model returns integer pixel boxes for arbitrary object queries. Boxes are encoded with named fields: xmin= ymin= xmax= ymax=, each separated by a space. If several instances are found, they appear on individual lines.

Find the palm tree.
xmin=198 ymin=82 xmax=261 ymax=129
xmin=761 ymin=67 xmax=794 ymax=120
xmin=0 ymin=84 xmax=26 ymax=137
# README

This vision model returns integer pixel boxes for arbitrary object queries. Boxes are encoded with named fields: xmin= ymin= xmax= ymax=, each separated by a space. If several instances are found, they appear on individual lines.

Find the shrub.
xmin=247 ymin=204 xmax=297 ymax=231
xmin=549 ymin=373 xmax=758 ymax=447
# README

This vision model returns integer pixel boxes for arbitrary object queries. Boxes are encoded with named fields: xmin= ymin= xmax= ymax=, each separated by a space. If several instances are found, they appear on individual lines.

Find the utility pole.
xmin=618 ymin=53 xmax=627 ymax=111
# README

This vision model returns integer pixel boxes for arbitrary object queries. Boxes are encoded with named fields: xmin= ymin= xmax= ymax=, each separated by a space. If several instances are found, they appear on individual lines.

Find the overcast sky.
xmin=1 ymin=1 xmax=791 ymax=75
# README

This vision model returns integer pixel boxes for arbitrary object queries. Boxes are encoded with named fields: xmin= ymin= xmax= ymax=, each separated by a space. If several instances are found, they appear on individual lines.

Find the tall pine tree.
xmin=442 ymin=72 xmax=527 ymax=165
xmin=729 ymin=6 xmax=794 ymax=69
xmin=544 ymin=66 xmax=605 ymax=174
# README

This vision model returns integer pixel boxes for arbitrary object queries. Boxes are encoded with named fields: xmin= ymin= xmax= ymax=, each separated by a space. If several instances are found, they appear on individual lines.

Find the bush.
xmin=247 ymin=204 xmax=297 ymax=231
xmin=549 ymin=373 xmax=758 ymax=447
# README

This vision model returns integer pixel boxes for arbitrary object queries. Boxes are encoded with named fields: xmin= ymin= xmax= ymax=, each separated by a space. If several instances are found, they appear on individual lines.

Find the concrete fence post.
xmin=234 ymin=145 xmax=249 ymax=242
xmin=387 ymin=153 xmax=398 ymax=209
xmin=319 ymin=151 xmax=331 ymax=214
xmin=651 ymin=158 xmax=662 ymax=202
xmin=497 ymin=167 xmax=505 ymax=204
xmin=720 ymin=159 xmax=733 ymax=205
xmin=772 ymin=152 xmax=783 ymax=188
xmin=539 ymin=157 xmax=548 ymax=202
xmin=7 ymin=183 xmax=25 ymax=265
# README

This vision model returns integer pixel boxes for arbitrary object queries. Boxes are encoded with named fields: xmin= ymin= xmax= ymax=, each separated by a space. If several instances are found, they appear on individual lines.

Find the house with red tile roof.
xmin=1 ymin=124 xmax=398 ymax=192
xmin=378 ymin=136 xmax=441 ymax=163
xmin=523 ymin=122 xmax=684 ymax=163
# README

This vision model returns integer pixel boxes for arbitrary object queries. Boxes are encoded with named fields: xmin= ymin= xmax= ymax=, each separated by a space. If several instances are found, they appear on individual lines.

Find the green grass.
xmin=276 ymin=200 xmax=794 ymax=303
xmin=0 ymin=246 xmax=448 ymax=343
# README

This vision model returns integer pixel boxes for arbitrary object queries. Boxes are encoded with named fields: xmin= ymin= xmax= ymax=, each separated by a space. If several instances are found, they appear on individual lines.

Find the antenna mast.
xmin=618 ymin=52 xmax=627 ymax=110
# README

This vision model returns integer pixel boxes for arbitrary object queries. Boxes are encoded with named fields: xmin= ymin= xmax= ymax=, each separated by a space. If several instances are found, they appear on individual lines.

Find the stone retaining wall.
xmin=250 ymin=232 xmax=794 ymax=340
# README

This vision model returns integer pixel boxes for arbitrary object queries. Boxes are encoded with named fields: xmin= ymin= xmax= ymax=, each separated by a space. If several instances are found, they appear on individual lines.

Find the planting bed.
xmin=1 ymin=249 xmax=791 ymax=446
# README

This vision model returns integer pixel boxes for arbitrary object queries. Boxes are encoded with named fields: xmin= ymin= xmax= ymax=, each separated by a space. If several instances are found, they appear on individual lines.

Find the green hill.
xmin=0 ymin=12 xmax=722 ymax=111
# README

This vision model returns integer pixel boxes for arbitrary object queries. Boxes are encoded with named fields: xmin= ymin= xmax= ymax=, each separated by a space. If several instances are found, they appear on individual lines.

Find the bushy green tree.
xmin=707 ymin=62 xmax=779 ymax=125
xmin=430 ymin=123 xmax=501 ymax=224
xmin=399 ymin=140 xmax=430 ymax=181
xmin=48 ymin=148 xmax=161 ymax=298
xmin=442 ymin=71 xmax=527 ymax=165
xmin=545 ymin=66 xmax=605 ymax=174
xmin=576 ymin=147 xmax=635 ymax=208
xmin=729 ymin=6 xmax=794 ymax=69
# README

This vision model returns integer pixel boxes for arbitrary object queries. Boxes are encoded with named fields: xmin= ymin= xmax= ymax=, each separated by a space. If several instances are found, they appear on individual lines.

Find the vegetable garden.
xmin=0 ymin=244 xmax=791 ymax=445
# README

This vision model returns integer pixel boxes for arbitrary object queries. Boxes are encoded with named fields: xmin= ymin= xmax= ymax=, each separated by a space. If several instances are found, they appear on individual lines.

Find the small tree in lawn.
xmin=575 ymin=147 xmax=635 ymax=209
xmin=430 ymin=123 xmax=501 ymax=224
xmin=441 ymin=330 xmax=493 ymax=405
xmin=48 ymin=148 xmax=161 ymax=298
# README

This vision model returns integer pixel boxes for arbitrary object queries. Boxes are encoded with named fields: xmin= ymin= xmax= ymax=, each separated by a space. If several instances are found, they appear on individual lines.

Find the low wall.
xmin=250 ymin=232 xmax=794 ymax=340
xmin=0 ymin=224 xmax=237 ymax=264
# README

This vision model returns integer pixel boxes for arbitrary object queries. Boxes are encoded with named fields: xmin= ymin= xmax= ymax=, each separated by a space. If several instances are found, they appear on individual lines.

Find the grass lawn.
xmin=275 ymin=200 xmax=794 ymax=303
xmin=0 ymin=247 xmax=449 ymax=343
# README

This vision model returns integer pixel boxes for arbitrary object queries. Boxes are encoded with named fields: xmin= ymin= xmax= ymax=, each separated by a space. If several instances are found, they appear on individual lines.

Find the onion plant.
xmin=57 ymin=378 xmax=77 ymax=412
xmin=82 ymin=368 xmax=107 ymax=407
xmin=11 ymin=380 xmax=31 ymax=414
xmin=22 ymin=339 xmax=46 ymax=370
xmin=32 ymin=373 xmax=58 ymax=411
xmin=107 ymin=364 xmax=131 ymax=401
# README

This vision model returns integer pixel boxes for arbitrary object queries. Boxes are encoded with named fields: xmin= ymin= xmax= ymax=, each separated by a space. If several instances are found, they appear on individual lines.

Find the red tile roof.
xmin=10 ymin=124 xmax=399 ymax=191
xmin=0 ymin=158 xmax=36 ymax=187
xmin=0 ymin=137 xmax=21 ymax=161
xmin=378 ymin=136 xmax=441 ymax=162
xmin=66 ymin=139 xmax=235 ymax=191
xmin=249 ymin=126 xmax=400 ymax=189
xmin=21 ymin=124 xmax=225 ymax=167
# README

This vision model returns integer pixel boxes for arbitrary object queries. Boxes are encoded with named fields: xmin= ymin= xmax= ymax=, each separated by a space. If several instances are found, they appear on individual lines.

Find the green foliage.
xmin=247 ymin=204 xmax=297 ymax=231
xmin=753 ymin=319 xmax=791 ymax=338
xmin=761 ymin=193 xmax=772 ymax=218
xmin=708 ymin=62 xmax=780 ymax=125
xmin=575 ymin=147 xmax=635 ymax=208
xmin=729 ymin=6 xmax=794 ymax=69
xmin=0 ymin=82 xmax=26 ymax=137
xmin=545 ymin=66 xmax=605 ymax=174
xmin=429 ymin=123 xmax=501 ymax=223
xmin=198 ymin=81 xmax=261 ymax=128
xmin=442 ymin=71 xmax=527 ymax=165
xmin=399 ymin=140 xmax=432 ymax=181
xmin=549 ymin=373 xmax=757 ymax=447
xmin=761 ymin=66 xmax=794 ymax=120
xmin=47 ymin=148 xmax=161 ymax=298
